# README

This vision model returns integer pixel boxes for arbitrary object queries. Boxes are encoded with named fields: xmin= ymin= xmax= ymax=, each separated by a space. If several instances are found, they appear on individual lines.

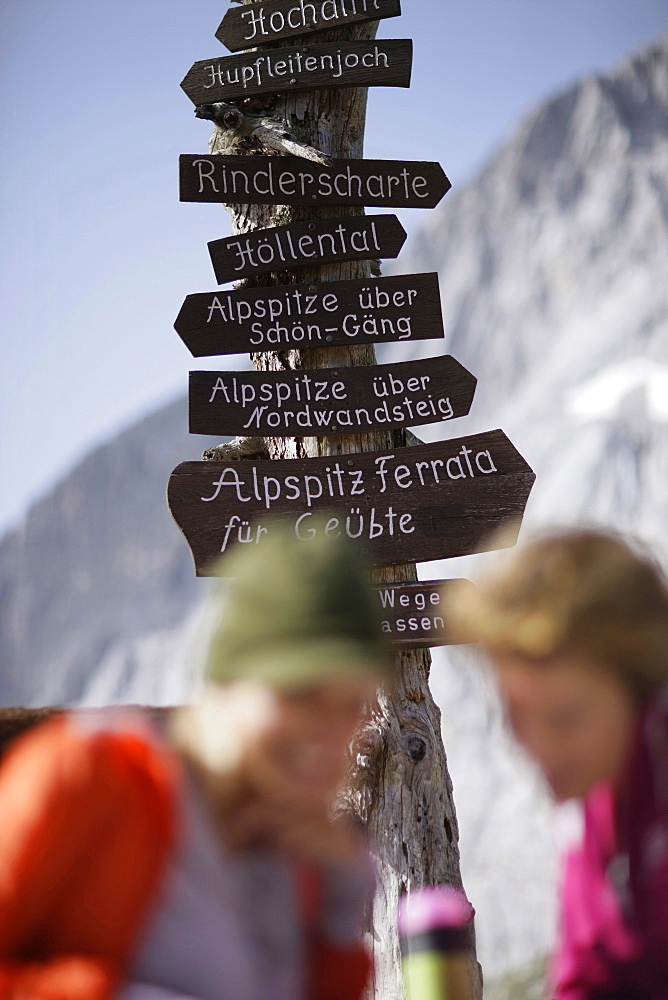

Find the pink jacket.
xmin=553 ymin=687 xmax=668 ymax=999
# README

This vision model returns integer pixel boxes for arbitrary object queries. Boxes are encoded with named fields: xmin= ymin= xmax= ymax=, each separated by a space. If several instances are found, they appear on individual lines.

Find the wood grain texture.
xmin=375 ymin=579 xmax=478 ymax=648
xmin=174 ymin=272 xmax=445 ymax=357
xmin=208 ymin=213 xmax=407 ymax=283
xmin=167 ymin=430 xmax=535 ymax=574
xmin=188 ymin=356 xmax=476 ymax=436
xmin=217 ymin=0 xmax=402 ymax=51
xmin=180 ymin=155 xmax=450 ymax=209
xmin=181 ymin=40 xmax=412 ymax=105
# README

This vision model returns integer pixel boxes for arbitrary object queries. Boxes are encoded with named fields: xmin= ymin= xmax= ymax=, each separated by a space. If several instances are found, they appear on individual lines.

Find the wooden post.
xmin=201 ymin=5 xmax=482 ymax=996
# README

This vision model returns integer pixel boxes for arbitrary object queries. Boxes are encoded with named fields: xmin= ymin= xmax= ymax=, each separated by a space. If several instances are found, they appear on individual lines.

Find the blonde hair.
xmin=448 ymin=528 xmax=668 ymax=702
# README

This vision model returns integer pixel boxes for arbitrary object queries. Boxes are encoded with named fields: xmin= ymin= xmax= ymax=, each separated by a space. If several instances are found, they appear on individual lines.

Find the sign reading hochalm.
xmin=188 ymin=356 xmax=476 ymax=437
xmin=217 ymin=0 xmax=402 ymax=52
xmin=180 ymin=156 xmax=451 ymax=209
xmin=181 ymin=40 xmax=412 ymax=105
xmin=208 ymin=215 xmax=407 ymax=283
xmin=167 ymin=430 xmax=536 ymax=575
xmin=174 ymin=273 xmax=445 ymax=357
xmin=376 ymin=579 xmax=478 ymax=648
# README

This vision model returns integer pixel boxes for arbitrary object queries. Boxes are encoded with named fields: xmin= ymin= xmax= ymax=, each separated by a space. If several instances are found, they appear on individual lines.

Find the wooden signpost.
xmin=172 ymin=6 xmax=533 ymax=995
xmin=208 ymin=214 xmax=407 ymax=283
xmin=188 ymin=356 xmax=476 ymax=436
xmin=181 ymin=39 xmax=412 ymax=105
xmin=167 ymin=430 xmax=535 ymax=575
xmin=216 ymin=0 xmax=402 ymax=52
xmin=174 ymin=272 xmax=445 ymax=357
xmin=180 ymin=155 xmax=451 ymax=209
xmin=376 ymin=579 xmax=478 ymax=648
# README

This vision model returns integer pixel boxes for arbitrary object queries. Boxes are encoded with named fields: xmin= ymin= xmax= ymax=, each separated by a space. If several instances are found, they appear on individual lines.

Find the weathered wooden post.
xmin=171 ymin=3 xmax=535 ymax=996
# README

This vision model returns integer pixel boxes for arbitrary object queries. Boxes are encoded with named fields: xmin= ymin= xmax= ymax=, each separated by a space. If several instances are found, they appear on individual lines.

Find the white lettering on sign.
xmin=202 ymin=371 xmax=455 ymax=433
xmin=241 ymin=0 xmax=383 ymax=42
xmin=201 ymin=45 xmax=389 ymax=93
xmin=192 ymin=158 xmax=430 ymax=203
xmin=224 ymin=221 xmax=382 ymax=273
xmin=200 ymin=447 xmax=499 ymax=511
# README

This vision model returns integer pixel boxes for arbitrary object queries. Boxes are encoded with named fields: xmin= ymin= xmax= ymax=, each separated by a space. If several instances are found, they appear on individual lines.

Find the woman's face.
xmin=489 ymin=649 xmax=637 ymax=801
xmin=241 ymin=674 xmax=377 ymax=808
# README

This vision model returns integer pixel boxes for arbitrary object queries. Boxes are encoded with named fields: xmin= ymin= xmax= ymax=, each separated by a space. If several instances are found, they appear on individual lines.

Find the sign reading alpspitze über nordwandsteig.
xmin=181 ymin=40 xmax=412 ymax=105
xmin=217 ymin=0 xmax=402 ymax=52
xmin=180 ymin=155 xmax=450 ymax=209
xmin=188 ymin=356 xmax=477 ymax=437
xmin=167 ymin=430 xmax=536 ymax=575
xmin=174 ymin=273 xmax=445 ymax=357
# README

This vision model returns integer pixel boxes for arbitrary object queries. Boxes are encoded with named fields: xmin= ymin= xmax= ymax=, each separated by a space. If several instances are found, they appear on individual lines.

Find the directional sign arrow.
xmin=208 ymin=214 xmax=407 ymax=284
xmin=188 ymin=356 xmax=477 ymax=437
xmin=181 ymin=40 xmax=412 ymax=105
xmin=174 ymin=273 xmax=445 ymax=358
xmin=216 ymin=0 xmax=402 ymax=52
xmin=375 ymin=579 xmax=480 ymax=649
xmin=180 ymin=155 xmax=451 ymax=210
xmin=167 ymin=430 xmax=536 ymax=575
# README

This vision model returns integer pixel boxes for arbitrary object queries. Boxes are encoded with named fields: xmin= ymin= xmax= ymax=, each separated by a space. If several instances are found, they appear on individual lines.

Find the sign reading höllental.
xmin=180 ymin=155 xmax=450 ymax=209
xmin=167 ymin=430 xmax=536 ymax=574
xmin=217 ymin=0 xmax=402 ymax=52
xmin=174 ymin=273 xmax=445 ymax=357
xmin=189 ymin=356 xmax=477 ymax=437
xmin=208 ymin=215 xmax=407 ymax=283
xmin=181 ymin=40 xmax=412 ymax=105
xmin=376 ymin=580 xmax=478 ymax=648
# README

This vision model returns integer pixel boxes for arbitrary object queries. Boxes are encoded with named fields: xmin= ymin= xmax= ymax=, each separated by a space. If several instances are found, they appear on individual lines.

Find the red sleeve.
xmin=0 ymin=714 xmax=178 ymax=1000
xmin=307 ymin=939 xmax=372 ymax=1000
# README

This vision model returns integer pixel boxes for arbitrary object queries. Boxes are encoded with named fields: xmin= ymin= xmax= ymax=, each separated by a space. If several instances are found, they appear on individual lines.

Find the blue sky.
xmin=1 ymin=0 xmax=666 ymax=533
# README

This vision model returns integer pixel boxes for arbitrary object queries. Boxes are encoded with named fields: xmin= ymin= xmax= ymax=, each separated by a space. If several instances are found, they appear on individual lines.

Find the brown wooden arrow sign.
xmin=208 ymin=214 xmax=407 ymax=283
xmin=376 ymin=579 xmax=479 ymax=648
xmin=181 ymin=40 xmax=412 ymax=105
xmin=180 ymin=155 xmax=451 ymax=209
xmin=167 ymin=430 xmax=536 ymax=575
xmin=174 ymin=273 xmax=445 ymax=358
xmin=216 ymin=0 xmax=402 ymax=52
xmin=189 ymin=356 xmax=477 ymax=437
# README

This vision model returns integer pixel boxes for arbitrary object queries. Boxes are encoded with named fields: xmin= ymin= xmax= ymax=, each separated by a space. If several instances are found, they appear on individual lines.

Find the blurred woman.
xmin=448 ymin=529 xmax=668 ymax=999
xmin=0 ymin=522 xmax=388 ymax=1000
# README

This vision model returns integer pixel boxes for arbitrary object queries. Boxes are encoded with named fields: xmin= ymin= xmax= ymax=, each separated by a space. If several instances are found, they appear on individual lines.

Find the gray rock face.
xmin=1 ymin=34 xmax=666 ymax=979
xmin=0 ymin=398 xmax=219 ymax=707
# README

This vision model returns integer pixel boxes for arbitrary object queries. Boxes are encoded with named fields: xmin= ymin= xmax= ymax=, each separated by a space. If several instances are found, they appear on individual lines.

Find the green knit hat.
xmin=204 ymin=517 xmax=391 ymax=687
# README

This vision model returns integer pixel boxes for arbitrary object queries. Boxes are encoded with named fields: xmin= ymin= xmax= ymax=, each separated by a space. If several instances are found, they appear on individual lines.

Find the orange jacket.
xmin=0 ymin=714 xmax=371 ymax=1000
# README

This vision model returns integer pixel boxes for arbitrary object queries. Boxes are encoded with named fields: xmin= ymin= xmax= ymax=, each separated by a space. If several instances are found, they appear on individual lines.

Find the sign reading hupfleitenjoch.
xmin=174 ymin=273 xmax=445 ymax=357
xmin=167 ymin=430 xmax=536 ymax=574
xmin=188 ymin=356 xmax=477 ymax=437
xmin=208 ymin=215 xmax=407 ymax=283
xmin=180 ymin=156 xmax=451 ymax=209
xmin=181 ymin=40 xmax=412 ymax=105
xmin=217 ymin=0 xmax=402 ymax=52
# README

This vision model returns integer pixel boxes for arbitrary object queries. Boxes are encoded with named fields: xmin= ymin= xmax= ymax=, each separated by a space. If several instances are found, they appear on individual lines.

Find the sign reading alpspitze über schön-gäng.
xmin=188 ymin=356 xmax=477 ymax=437
xmin=167 ymin=430 xmax=536 ymax=575
xmin=217 ymin=0 xmax=402 ymax=51
xmin=208 ymin=215 xmax=407 ymax=283
xmin=174 ymin=273 xmax=445 ymax=357
xmin=181 ymin=40 xmax=412 ymax=105
xmin=180 ymin=156 xmax=450 ymax=209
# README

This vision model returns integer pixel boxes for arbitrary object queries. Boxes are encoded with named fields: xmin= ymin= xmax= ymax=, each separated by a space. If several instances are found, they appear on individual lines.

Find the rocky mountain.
xmin=1 ymin=34 xmax=666 ymax=983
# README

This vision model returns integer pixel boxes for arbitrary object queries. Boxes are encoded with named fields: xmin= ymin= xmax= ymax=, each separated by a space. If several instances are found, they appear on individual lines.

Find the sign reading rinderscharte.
xmin=180 ymin=155 xmax=450 ymax=209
